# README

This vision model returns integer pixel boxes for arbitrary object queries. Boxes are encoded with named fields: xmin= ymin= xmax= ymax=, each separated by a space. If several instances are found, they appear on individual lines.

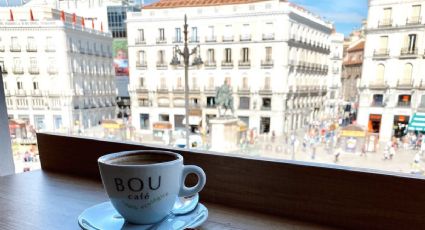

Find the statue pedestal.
xmin=209 ymin=118 xmax=239 ymax=152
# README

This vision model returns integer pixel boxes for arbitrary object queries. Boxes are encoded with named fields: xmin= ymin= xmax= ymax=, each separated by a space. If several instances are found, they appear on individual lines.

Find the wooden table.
xmin=0 ymin=170 xmax=330 ymax=230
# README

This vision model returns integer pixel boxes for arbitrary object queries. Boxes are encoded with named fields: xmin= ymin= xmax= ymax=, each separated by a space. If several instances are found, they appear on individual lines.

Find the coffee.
xmin=106 ymin=154 xmax=177 ymax=166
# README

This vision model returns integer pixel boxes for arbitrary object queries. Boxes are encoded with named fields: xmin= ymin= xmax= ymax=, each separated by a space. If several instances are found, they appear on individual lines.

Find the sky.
xmin=0 ymin=0 xmax=368 ymax=36
xmin=290 ymin=0 xmax=368 ymax=35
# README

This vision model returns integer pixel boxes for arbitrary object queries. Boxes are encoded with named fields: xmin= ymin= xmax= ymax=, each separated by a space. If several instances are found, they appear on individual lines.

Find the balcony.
xmin=396 ymin=80 xmax=413 ymax=89
xmin=45 ymin=46 xmax=56 ymax=52
xmin=189 ymin=87 xmax=201 ymax=93
xmin=189 ymin=37 xmax=200 ymax=43
xmin=135 ymin=38 xmax=146 ymax=45
xmin=377 ymin=19 xmax=393 ymax=28
xmin=157 ymin=87 xmax=169 ymax=94
xmin=368 ymin=82 xmax=388 ymax=90
xmin=204 ymin=61 xmax=217 ymax=69
xmin=16 ymin=89 xmax=26 ymax=96
xmin=204 ymin=86 xmax=216 ymax=94
xmin=172 ymin=87 xmax=184 ymax=94
xmin=238 ymin=60 xmax=251 ymax=69
xmin=136 ymin=61 xmax=147 ymax=69
xmin=222 ymin=35 xmax=234 ymax=42
xmin=12 ymin=66 xmax=24 ymax=74
xmin=261 ymin=60 xmax=274 ymax=69
xmin=1 ymin=66 xmax=7 ymax=74
xmin=26 ymin=45 xmax=37 ymax=52
xmin=400 ymin=48 xmax=418 ymax=59
xmin=10 ymin=45 xmax=21 ymax=52
xmin=397 ymin=101 xmax=411 ymax=108
xmin=156 ymin=62 xmax=168 ymax=70
xmin=373 ymin=49 xmax=390 ymax=59
xmin=371 ymin=101 xmax=384 ymax=107
xmin=47 ymin=67 xmax=58 ymax=74
xmin=406 ymin=16 xmax=421 ymax=25
xmin=238 ymin=87 xmax=250 ymax=95
xmin=205 ymin=36 xmax=217 ymax=42
xmin=156 ymin=38 xmax=167 ymax=44
xmin=28 ymin=66 xmax=40 ymax=75
xmin=259 ymin=88 xmax=272 ymax=95
xmin=262 ymin=33 xmax=275 ymax=41
xmin=172 ymin=37 xmax=182 ymax=43
xmin=240 ymin=34 xmax=251 ymax=42
xmin=221 ymin=61 xmax=233 ymax=69
xmin=0 ymin=44 xmax=4 ymax=52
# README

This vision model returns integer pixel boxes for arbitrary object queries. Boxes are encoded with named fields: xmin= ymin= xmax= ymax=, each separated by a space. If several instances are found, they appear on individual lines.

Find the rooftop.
xmin=347 ymin=40 xmax=365 ymax=52
xmin=143 ymin=0 xmax=271 ymax=9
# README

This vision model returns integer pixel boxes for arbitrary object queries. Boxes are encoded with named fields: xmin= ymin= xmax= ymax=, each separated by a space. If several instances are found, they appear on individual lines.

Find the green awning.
xmin=408 ymin=112 xmax=425 ymax=131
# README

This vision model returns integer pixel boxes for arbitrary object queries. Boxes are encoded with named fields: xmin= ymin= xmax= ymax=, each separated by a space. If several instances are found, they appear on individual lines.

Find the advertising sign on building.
xmin=113 ymin=39 xmax=129 ymax=76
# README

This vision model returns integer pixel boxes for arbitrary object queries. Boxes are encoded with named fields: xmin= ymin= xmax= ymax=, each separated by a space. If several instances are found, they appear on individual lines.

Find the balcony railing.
xmin=47 ymin=67 xmax=58 ymax=74
xmin=400 ymin=48 xmax=418 ymax=58
xmin=406 ymin=16 xmax=421 ymax=25
xmin=156 ymin=38 xmax=167 ymax=44
xmin=222 ymin=35 xmax=234 ymax=42
xmin=26 ymin=45 xmax=37 ymax=52
xmin=396 ymin=80 xmax=413 ymax=89
xmin=205 ymin=36 xmax=217 ymax=42
xmin=237 ymin=87 xmax=250 ymax=94
xmin=172 ymin=37 xmax=182 ymax=43
xmin=136 ymin=61 xmax=147 ymax=69
xmin=397 ymin=101 xmax=411 ymax=107
xmin=10 ymin=45 xmax=21 ymax=52
xmin=221 ymin=61 xmax=233 ymax=69
xmin=259 ymin=88 xmax=272 ymax=95
xmin=262 ymin=33 xmax=275 ymax=40
xmin=371 ymin=101 xmax=384 ymax=107
xmin=28 ymin=67 xmax=40 ymax=74
xmin=238 ymin=60 xmax=251 ymax=68
xmin=261 ymin=60 xmax=274 ymax=68
xmin=12 ymin=66 xmax=24 ymax=74
xmin=369 ymin=82 xmax=388 ymax=90
xmin=189 ymin=37 xmax=200 ymax=43
xmin=156 ymin=62 xmax=168 ymax=69
xmin=135 ymin=38 xmax=146 ymax=45
xmin=240 ymin=34 xmax=251 ymax=41
xmin=373 ymin=49 xmax=390 ymax=58
xmin=157 ymin=87 xmax=169 ymax=94
xmin=45 ymin=46 xmax=56 ymax=52
xmin=378 ymin=19 xmax=393 ymax=28
xmin=204 ymin=61 xmax=217 ymax=68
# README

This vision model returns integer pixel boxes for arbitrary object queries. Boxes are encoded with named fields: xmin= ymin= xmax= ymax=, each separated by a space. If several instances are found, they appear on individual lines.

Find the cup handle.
xmin=179 ymin=165 xmax=206 ymax=197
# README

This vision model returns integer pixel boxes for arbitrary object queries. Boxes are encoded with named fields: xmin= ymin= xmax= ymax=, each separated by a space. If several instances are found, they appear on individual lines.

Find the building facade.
xmin=0 ymin=7 xmax=116 ymax=132
xmin=325 ymin=32 xmax=344 ymax=116
xmin=127 ymin=0 xmax=333 ymax=136
xmin=358 ymin=0 xmax=425 ymax=141
xmin=342 ymin=39 xmax=364 ymax=102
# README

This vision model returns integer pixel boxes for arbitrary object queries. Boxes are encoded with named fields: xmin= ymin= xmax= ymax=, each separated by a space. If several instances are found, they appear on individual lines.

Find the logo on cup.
xmin=114 ymin=176 xmax=161 ymax=200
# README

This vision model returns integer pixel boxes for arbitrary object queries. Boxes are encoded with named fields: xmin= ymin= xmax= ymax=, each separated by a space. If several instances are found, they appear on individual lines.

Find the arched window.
xmin=374 ymin=64 xmax=385 ymax=84
xmin=400 ymin=63 xmax=413 ymax=85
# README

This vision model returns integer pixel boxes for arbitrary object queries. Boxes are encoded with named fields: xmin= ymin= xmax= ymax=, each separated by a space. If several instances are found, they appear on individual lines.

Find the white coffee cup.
xmin=98 ymin=150 xmax=206 ymax=224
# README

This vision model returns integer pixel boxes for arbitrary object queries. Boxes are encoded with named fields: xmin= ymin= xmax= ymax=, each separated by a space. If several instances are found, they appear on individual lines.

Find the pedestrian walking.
xmin=389 ymin=144 xmax=396 ymax=160
xmin=383 ymin=141 xmax=391 ymax=160
xmin=360 ymin=144 xmax=366 ymax=157
xmin=334 ymin=147 xmax=341 ymax=163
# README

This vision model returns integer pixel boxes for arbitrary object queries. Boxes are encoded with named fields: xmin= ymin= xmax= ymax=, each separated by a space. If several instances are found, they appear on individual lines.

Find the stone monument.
xmin=209 ymin=79 xmax=239 ymax=152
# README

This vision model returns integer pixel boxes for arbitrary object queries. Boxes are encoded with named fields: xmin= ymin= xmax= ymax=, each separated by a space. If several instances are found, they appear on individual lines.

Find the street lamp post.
xmin=170 ymin=15 xmax=203 ymax=149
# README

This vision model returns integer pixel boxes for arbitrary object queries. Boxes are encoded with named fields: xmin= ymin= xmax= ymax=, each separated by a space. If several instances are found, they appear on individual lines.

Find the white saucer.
xmin=78 ymin=201 xmax=208 ymax=230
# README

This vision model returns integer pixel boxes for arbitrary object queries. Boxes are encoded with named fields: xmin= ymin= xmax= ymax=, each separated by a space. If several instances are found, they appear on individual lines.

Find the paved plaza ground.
xmin=11 ymin=127 xmax=425 ymax=177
